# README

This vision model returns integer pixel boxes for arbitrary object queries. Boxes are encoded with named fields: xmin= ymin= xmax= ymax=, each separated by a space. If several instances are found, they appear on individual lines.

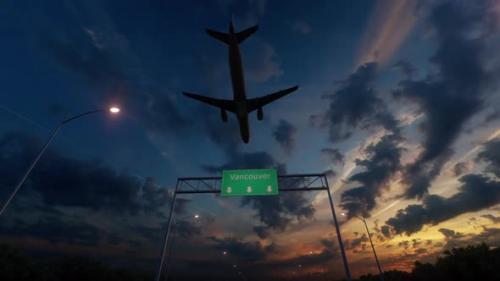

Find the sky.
xmin=1 ymin=0 xmax=500 ymax=280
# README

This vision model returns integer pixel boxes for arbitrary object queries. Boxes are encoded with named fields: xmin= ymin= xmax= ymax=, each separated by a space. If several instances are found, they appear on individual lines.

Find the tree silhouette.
xmin=1 ymin=243 xmax=499 ymax=281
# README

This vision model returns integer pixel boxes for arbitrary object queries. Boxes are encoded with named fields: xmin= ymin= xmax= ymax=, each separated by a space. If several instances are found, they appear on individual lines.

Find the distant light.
xmin=109 ymin=106 xmax=120 ymax=114
xmin=194 ymin=214 xmax=200 ymax=219
xmin=309 ymin=251 xmax=313 ymax=255
xmin=341 ymin=212 xmax=346 ymax=216
xmin=223 ymin=251 xmax=228 ymax=255
xmin=298 ymin=264 xmax=302 ymax=268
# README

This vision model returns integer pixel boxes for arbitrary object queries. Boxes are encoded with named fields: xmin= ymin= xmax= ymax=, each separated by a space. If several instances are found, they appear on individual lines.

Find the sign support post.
xmin=325 ymin=176 xmax=352 ymax=281
xmin=155 ymin=179 xmax=179 ymax=281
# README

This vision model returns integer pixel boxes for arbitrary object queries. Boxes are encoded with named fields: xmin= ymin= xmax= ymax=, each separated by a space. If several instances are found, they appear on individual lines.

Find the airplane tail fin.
xmin=206 ymin=24 xmax=258 ymax=45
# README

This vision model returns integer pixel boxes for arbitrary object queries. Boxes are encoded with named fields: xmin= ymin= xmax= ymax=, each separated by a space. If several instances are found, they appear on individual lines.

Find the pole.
xmin=0 ymin=123 xmax=62 ymax=216
xmin=324 ymin=176 xmax=352 ymax=281
xmin=155 ymin=180 xmax=180 ymax=281
xmin=362 ymin=218 xmax=384 ymax=281
xmin=164 ymin=218 xmax=177 ymax=281
xmin=0 ymin=109 xmax=106 ymax=217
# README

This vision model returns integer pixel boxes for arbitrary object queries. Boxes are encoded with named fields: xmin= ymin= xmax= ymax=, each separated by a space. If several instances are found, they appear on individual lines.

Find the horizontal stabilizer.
xmin=206 ymin=24 xmax=258 ymax=45
xmin=206 ymin=29 xmax=230 ymax=44
xmin=236 ymin=25 xmax=258 ymax=43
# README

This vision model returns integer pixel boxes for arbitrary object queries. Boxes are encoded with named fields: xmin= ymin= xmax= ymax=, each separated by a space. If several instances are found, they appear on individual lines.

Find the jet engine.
xmin=257 ymin=107 xmax=264 ymax=120
xmin=220 ymin=108 xmax=228 ymax=122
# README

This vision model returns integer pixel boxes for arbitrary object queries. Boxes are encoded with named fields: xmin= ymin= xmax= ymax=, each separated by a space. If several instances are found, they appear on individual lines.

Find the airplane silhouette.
xmin=183 ymin=22 xmax=298 ymax=143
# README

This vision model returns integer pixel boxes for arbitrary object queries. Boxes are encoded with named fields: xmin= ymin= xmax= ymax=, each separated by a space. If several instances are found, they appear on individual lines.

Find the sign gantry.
xmin=155 ymin=172 xmax=353 ymax=281
xmin=176 ymin=173 xmax=330 ymax=194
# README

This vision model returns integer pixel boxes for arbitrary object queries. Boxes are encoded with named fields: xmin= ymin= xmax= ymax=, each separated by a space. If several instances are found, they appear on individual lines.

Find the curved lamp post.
xmin=342 ymin=212 xmax=385 ymax=281
xmin=0 ymin=106 xmax=121 ymax=217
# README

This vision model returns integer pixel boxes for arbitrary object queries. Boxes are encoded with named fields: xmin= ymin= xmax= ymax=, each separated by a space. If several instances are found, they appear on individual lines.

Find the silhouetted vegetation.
xmin=1 ymin=243 xmax=500 ymax=280
xmin=357 ymin=243 xmax=500 ymax=281
xmin=0 ymin=244 xmax=152 ymax=281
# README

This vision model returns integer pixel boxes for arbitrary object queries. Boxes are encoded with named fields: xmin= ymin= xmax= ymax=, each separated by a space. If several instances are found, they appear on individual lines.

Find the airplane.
xmin=183 ymin=22 xmax=298 ymax=143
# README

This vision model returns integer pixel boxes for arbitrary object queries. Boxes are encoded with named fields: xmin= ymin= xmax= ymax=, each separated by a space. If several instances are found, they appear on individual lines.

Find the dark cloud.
xmin=323 ymin=169 xmax=337 ymax=178
xmin=252 ymin=226 xmax=270 ymax=239
xmin=415 ymin=248 xmax=427 ymax=254
xmin=483 ymin=109 xmax=500 ymax=124
xmin=402 ymin=150 xmax=453 ymax=199
xmin=438 ymin=228 xmax=464 ymax=239
xmin=275 ymin=238 xmax=338 ymax=267
xmin=0 ymin=216 xmax=101 ymax=246
xmin=242 ymin=192 xmax=315 ymax=238
xmin=346 ymin=233 xmax=368 ymax=251
xmin=246 ymin=238 xmax=338 ymax=278
xmin=441 ymin=227 xmax=500 ymax=249
xmin=273 ymin=119 xmax=297 ymax=155
xmin=386 ymin=174 xmax=500 ymax=235
xmin=398 ymin=240 xmax=410 ymax=250
xmin=381 ymin=225 xmax=392 ymax=238
xmin=314 ymin=62 xmax=398 ymax=142
xmin=321 ymin=148 xmax=344 ymax=166
xmin=453 ymin=162 xmax=468 ymax=177
xmin=412 ymin=238 xmax=422 ymax=249
xmin=341 ymin=133 xmax=403 ymax=218
xmin=393 ymin=60 xmax=417 ymax=78
xmin=394 ymin=1 xmax=495 ymax=199
xmin=209 ymin=237 xmax=274 ymax=262
xmin=174 ymin=219 xmax=202 ymax=239
xmin=477 ymin=139 xmax=500 ymax=178
xmin=481 ymin=214 xmax=500 ymax=223
xmin=0 ymin=132 xmax=171 ymax=215
xmin=130 ymin=215 xmax=202 ymax=246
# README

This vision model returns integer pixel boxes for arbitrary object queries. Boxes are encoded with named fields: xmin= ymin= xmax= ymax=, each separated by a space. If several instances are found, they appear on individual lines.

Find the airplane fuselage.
xmin=227 ymin=31 xmax=250 ymax=143
xmin=183 ymin=23 xmax=298 ymax=144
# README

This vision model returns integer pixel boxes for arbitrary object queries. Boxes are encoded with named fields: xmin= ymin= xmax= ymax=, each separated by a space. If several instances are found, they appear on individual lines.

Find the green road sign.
xmin=221 ymin=169 xmax=279 ymax=196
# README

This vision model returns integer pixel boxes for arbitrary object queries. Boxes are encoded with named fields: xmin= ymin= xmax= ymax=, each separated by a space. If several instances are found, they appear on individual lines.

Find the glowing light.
xmin=109 ymin=106 xmax=120 ymax=114
xmin=194 ymin=214 xmax=200 ymax=219
xmin=223 ymin=251 xmax=228 ymax=255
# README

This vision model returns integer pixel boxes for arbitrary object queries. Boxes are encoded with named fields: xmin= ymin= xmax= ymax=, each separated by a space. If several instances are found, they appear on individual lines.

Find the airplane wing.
xmin=247 ymin=86 xmax=299 ymax=112
xmin=183 ymin=92 xmax=236 ymax=113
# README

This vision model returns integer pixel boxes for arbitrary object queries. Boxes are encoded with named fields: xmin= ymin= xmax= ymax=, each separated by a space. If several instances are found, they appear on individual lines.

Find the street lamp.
xmin=0 ymin=106 xmax=121 ymax=217
xmin=342 ymin=212 xmax=385 ymax=281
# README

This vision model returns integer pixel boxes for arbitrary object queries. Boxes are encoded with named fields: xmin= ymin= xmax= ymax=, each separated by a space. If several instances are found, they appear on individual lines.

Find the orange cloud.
xmin=355 ymin=0 xmax=418 ymax=67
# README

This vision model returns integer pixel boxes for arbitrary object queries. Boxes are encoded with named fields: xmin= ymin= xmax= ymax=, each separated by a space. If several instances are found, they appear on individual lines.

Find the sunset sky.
xmin=1 ymin=0 xmax=500 ymax=280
